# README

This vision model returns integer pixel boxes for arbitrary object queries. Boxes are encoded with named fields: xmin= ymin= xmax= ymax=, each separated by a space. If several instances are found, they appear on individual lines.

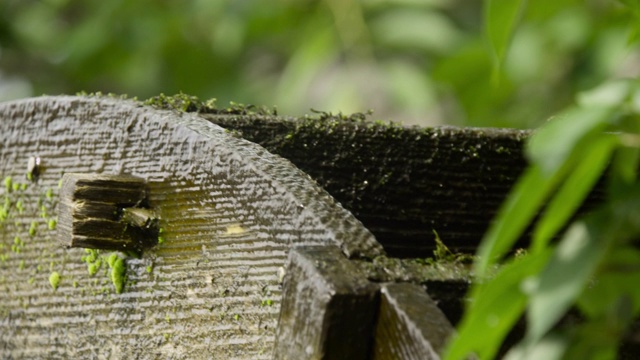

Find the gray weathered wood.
xmin=372 ymin=283 xmax=455 ymax=360
xmin=273 ymin=246 xmax=379 ymax=360
xmin=0 ymin=96 xmax=382 ymax=359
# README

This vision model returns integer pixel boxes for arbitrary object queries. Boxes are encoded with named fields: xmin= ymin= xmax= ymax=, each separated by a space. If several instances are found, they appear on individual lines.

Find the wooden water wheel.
xmin=0 ymin=96 xmax=383 ymax=359
xmin=3 ymin=95 xmax=610 ymax=359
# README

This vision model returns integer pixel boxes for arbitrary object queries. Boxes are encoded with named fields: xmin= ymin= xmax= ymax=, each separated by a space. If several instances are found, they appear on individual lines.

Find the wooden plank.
xmin=0 ymin=96 xmax=383 ymax=359
xmin=372 ymin=283 xmax=455 ymax=360
xmin=204 ymin=114 xmax=605 ymax=257
xmin=273 ymin=246 xmax=379 ymax=360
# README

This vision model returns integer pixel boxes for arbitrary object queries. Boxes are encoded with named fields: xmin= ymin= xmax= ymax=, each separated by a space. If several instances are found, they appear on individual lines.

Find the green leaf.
xmin=444 ymin=251 xmax=551 ymax=360
xmin=608 ymin=147 xmax=640 ymax=200
xmin=526 ymin=106 xmax=614 ymax=177
xmin=618 ymin=0 xmax=640 ymax=9
xmin=483 ymin=0 xmax=527 ymax=68
xmin=531 ymin=133 xmax=617 ymax=252
xmin=475 ymin=165 xmax=558 ymax=275
xmin=477 ymin=96 xmax=618 ymax=275
xmin=526 ymin=216 xmax=612 ymax=345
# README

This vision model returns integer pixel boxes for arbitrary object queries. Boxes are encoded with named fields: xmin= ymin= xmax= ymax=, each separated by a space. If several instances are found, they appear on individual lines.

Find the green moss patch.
xmin=108 ymin=255 xmax=126 ymax=294
xmin=49 ymin=271 xmax=60 ymax=290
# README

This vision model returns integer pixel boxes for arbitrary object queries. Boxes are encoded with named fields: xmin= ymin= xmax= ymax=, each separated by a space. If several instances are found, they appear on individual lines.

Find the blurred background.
xmin=0 ymin=0 xmax=638 ymax=128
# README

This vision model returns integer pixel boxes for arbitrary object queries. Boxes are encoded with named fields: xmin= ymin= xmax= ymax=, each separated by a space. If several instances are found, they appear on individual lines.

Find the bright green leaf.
xmin=445 ymin=251 xmax=551 ymax=360
xmin=531 ymin=133 xmax=617 ymax=252
xmin=526 ymin=106 xmax=613 ymax=176
xmin=475 ymin=165 xmax=558 ymax=275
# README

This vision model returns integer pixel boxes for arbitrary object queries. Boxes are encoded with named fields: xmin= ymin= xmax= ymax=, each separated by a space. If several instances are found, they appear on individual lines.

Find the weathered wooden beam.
xmin=203 ymin=114 xmax=605 ymax=257
xmin=352 ymin=255 xmax=472 ymax=327
xmin=57 ymin=173 xmax=158 ymax=253
xmin=372 ymin=283 xmax=456 ymax=360
xmin=274 ymin=246 xmax=379 ymax=359
xmin=0 ymin=96 xmax=383 ymax=359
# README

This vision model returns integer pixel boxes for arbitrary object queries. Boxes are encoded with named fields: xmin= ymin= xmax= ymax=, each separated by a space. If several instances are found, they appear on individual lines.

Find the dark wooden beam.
xmin=274 ymin=246 xmax=379 ymax=359
xmin=203 ymin=114 xmax=605 ymax=258
xmin=202 ymin=115 xmax=529 ymax=257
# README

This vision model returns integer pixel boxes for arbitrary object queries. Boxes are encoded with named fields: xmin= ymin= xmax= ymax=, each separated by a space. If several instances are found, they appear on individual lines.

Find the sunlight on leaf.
xmin=531 ymin=134 xmax=617 ymax=252
xmin=576 ymin=79 xmax=633 ymax=107
xmin=370 ymin=9 xmax=462 ymax=53
xmin=526 ymin=106 xmax=614 ymax=176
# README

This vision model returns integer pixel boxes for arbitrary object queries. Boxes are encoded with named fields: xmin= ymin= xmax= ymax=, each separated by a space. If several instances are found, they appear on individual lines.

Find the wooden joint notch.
xmin=57 ymin=173 xmax=159 ymax=253
xmin=274 ymin=246 xmax=379 ymax=359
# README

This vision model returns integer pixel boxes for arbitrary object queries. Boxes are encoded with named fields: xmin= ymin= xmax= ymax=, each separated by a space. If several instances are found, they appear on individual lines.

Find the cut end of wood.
xmin=57 ymin=173 xmax=159 ymax=252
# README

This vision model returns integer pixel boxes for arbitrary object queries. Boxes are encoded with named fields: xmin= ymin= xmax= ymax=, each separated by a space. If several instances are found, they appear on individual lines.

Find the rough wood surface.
xmin=203 ymin=114 xmax=604 ymax=257
xmin=57 ymin=173 xmax=154 ymax=252
xmin=273 ymin=246 xmax=379 ymax=360
xmin=203 ymin=114 xmax=529 ymax=257
xmin=0 ymin=96 xmax=382 ymax=359
xmin=372 ymin=283 xmax=455 ymax=360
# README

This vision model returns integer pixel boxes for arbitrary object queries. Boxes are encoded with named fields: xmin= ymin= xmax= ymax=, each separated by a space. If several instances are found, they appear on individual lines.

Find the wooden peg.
xmin=57 ymin=173 xmax=159 ymax=253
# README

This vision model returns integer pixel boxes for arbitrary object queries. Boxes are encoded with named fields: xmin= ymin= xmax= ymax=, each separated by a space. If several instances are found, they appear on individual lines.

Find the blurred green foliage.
xmin=445 ymin=1 xmax=640 ymax=358
xmin=0 ymin=0 xmax=638 ymax=128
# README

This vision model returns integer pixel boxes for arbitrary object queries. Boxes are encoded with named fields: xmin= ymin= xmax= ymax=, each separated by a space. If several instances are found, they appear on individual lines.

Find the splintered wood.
xmin=57 ymin=173 xmax=152 ymax=252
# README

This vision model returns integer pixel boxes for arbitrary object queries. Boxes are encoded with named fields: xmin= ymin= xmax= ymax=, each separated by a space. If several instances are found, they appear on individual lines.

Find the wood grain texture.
xmin=372 ymin=283 xmax=454 ymax=360
xmin=57 ymin=173 xmax=154 ymax=252
xmin=273 ymin=246 xmax=379 ymax=360
xmin=202 ymin=114 xmax=529 ymax=257
xmin=203 ymin=114 xmax=605 ymax=257
xmin=0 ymin=96 xmax=382 ymax=359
